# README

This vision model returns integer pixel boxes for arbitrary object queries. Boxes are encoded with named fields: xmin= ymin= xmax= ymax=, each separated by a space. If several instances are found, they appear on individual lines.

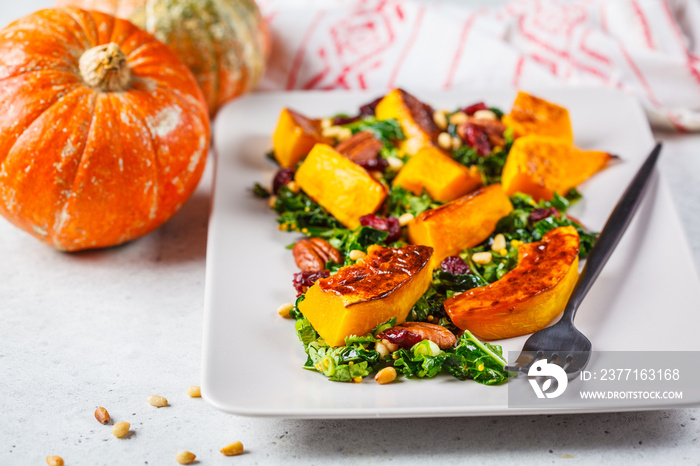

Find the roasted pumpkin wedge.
xmin=392 ymin=145 xmax=482 ymax=202
xmin=375 ymin=88 xmax=440 ymax=155
xmin=503 ymin=91 xmax=573 ymax=143
xmin=272 ymin=108 xmax=329 ymax=168
xmin=444 ymin=226 xmax=580 ymax=340
xmin=407 ymin=184 xmax=513 ymax=267
xmin=298 ymin=244 xmax=433 ymax=347
xmin=502 ymin=135 xmax=614 ymax=201
xmin=294 ymin=143 xmax=387 ymax=228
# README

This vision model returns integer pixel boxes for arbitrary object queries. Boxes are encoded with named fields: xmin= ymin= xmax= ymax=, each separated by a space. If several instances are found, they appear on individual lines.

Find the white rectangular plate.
xmin=202 ymin=89 xmax=700 ymax=418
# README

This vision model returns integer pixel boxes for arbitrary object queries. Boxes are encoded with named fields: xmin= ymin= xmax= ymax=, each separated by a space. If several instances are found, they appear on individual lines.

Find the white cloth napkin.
xmin=256 ymin=0 xmax=700 ymax=131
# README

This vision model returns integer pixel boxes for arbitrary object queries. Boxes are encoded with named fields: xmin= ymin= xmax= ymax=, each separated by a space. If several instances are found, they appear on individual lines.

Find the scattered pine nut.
xmin=398 ymin=212 xmax=414 ymax=227
xmin=433 ymin=110 xmax=448 ymax=130
xmin=220 ymin=441 xmax=245 ymax=457
xmin=386 ymin=156 xmax=404 ymax=170
xmin=375 ymin=341 xmax=390 ymax=357
xmin=277 ymin=302 xmax=294 ymax=319
xmin=381 ymin=338 xmax=399 ymax=352
xmin=187 ymin=386 xmax=201 ymax=398
xmin=112 ymin=421 xmax=130 ymax=438
xmin=437 ymin=132 xmax=452 ymax=150
xmin=337 ymin=128 xmax=353 ymax=141
xmin=321 ymin=118 xmax=332 ymax=129
xmin=472 ymin=251 xmax=492 ymax=265
xmin=491 ymin=233 xmax=506 ymax=252
xmin=94 ymin=407 xmax=110 ymax=425
xmin=175 ymin=451 xmax=196 ymax=465
xmin=147 ymin=395 xmax=168 ymax=408
xmin=473 ymin=109 xmax=497 ymax=121
xmin=449 ymin=111 xmax=468 ymax=125
xmin=451 ymin=136 xmax=463 ymax=150
xmin=375 ymin=367 xmax=397 ymax=385
xmin=268 ymin=195 xmax=278 ymax=208
xmin=286 ymin=180 xmax=300 ymax=193
xmin=348 ymin=250 xmax=366 ymax=261
xmin=46 ymin=456 xmax=64 ymax=466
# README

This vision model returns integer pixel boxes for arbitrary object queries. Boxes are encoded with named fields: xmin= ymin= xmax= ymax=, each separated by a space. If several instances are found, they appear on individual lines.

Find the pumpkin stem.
xmin=79 ymin=43 xmax=131 ymax=92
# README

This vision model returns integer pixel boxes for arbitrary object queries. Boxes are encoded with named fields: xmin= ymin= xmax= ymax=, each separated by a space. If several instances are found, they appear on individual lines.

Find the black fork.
xmin=505 ymin=142 xmax=662 ymax=379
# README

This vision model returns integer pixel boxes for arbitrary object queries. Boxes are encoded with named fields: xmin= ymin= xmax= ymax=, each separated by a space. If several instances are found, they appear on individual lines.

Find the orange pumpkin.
xmin=0 ymin=8 xmax=210 ymax=251
xmin=56 ymin=0 xmax=270 ymax=116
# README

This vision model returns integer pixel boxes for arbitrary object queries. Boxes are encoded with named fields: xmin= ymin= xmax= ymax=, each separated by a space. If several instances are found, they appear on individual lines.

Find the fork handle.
xmin=560 ymin=142 xmax=662 ymax=323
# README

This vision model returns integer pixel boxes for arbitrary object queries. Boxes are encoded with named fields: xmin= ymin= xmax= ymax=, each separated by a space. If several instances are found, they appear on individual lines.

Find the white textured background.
xmin=1 ymin=1 xmax=699 ymax=465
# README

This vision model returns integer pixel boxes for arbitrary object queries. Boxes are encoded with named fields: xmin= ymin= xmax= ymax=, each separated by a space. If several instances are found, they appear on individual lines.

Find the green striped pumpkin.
xmin=57 ymin=0 xmax=269 ymax=116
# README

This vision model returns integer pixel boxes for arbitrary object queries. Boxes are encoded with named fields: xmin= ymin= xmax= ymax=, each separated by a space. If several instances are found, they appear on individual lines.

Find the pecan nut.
xmin=335 ymin=131 xmax=383 ymax=165
xmin=292 ymin=237 xmax=342 ymax=272
xmin=394 ymin=322 xmax=457 ymax=349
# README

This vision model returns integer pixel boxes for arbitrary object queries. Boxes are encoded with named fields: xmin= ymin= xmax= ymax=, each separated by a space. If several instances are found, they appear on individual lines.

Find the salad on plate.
xmin=252 ymin=89 xmax=614 ymax=386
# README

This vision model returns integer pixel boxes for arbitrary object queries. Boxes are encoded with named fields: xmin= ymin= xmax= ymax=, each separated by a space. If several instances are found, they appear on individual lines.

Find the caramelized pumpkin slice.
xmin=272 ymin=108 xmax=329 ymax=168
xmin=445 ymin=226 xmax=580 ymax=340
xmin=298 ymin=244 xmax=433 ymax=347
xmin=407 ymin=184 xmax=513 ymax=267
xmin=392 ymin=145 xmax=482 ymax=202
xmin=375 ymin=88 xmax=440 ymax=155
xmin=503 ymin=91 xmax=573 ymax=143
xmin=502 ymin=135 xmax=614 ymax=201
xmin=294 ymin=143 xmax=387 ymax=229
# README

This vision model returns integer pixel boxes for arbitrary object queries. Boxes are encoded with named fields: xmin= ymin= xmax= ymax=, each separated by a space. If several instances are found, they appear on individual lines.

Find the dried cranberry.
xmin=359 ymin=214 xmax=401 ymax=243
xmin=332 ymin=96 xmax=383 ymax=125
xmin=332 ymin=115 xmax=360 ymax=126
xmin=440 ymin=256 xmax=470 ymax=275
xmin=378 ymin=328 xmax=424 ymax=349
xmin=463 ymin=124 xmax=491 ymax=156
xmin=272 ymin=167 xmax=295 ymax=194
xmin=359 ymin=96 xmax=383 ymax=117
xmin=529 ymin=207 xmax=559 ymax=224
xmin=462 ymin=102 xmax=488 ymax=115
xmin=293 ymin=270 xmax=330 ymax=297
xmin=356 ymin=157 xmax=389 ymax=172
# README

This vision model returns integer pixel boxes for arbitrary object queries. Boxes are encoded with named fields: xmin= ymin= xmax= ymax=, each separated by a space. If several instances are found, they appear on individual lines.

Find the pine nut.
xmin=277 ymin=302 xmax=294 ymax=318
xmin=175 ymin=451 xmax=196 ymax=465
xmin=187 ymin=385 xmax=201 ymax=398
xmin=375 ymin=341 xmax=390 ymax=357
xmin=94 ymin=407 xmax=110 ymax=425
xmin=387 ymin=156 xmax=404 ymax=170
xmin=112 ymin=421 xmax=130 ymax=438
xmin=337 ymin=128 xmax=353 ymax=141
xmin=437 ymin=132 xmax=452 ymax=150
xmin=451 ymin=136 xmax=463 ymax=150
xmin=375 ymin=367 xmax=397 ymax=385
xmin=473 ymin=109 xmax=497 ymax=121
xmin=322 ymin=125 xmax=341 ymax=138
xmin=286 ymin=180 xmax=300 ymax=193
xmin=449 ymin=112 xmax=468 ymax=125
xmin=147 ymin=395 xmax=168 ymax=407
xmin=433 ymin=110 xmax=448 ymax=130
xmin=46 ymin=456 xmax=64 ymax=466
xmin=472 ymin=251 xmax=492 ymax=265
xmin=267 ymin=194 xmax=277 ymax=208
xmin=398 ymin=212 xmax=414 ymax=227
xmin=381 ymin=338 xmax=399 ymax=352
xmin=348 ymin=249 xmax=366 ymax=261
xmin=220 ymin=441 xmax=245 ymax=457
xmin=321 ymin=118 xmax=332 ymax=129
xmin=491 ymin=233 xmax=506 ymax=252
